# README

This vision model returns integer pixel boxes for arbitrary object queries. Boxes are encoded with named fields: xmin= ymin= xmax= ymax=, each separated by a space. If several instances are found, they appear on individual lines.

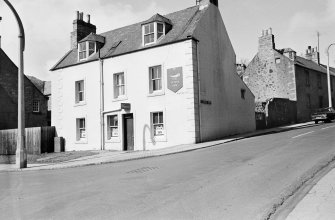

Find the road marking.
xmin=292 ymin=131 xmax=315 ymax=139
xmin=321 ymin=125 xmax=335 ymax=130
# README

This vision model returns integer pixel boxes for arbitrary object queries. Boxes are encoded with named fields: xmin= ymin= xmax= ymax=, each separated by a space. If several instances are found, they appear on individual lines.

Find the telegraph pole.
xmin=3 ymin=0 xmax=27 ymax=168
xmin=327 ymin=43 xmax=335 ymax=108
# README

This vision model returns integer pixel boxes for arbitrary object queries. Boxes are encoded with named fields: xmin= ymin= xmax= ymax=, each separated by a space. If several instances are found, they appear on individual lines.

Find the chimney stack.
xmin=305 ymin=46 xmax=320 ymax=64
xmin=196 ymin=0 xmax=218 ymax=7
xmin=259 ymin=28 xmax=275 ymax=52
xmin=70 ymin=11 xmax=96 ymax=49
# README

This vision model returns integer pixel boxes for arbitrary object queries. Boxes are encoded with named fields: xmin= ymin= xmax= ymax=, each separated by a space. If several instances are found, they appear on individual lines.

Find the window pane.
xmin=153 ymin=113 xmax=159 ymax=124
xmin=159 ymin=112 xmax=163 ymax=123
xmin=149 ymin=23 xmax=154 ymax=32
xmin=79 ymin=119 xmax=85 ymax=128
xmin=145 ymin=24 xmax=150 ymax=34
xmin=89 ymin=42 xmax=95 ymax=50
xmin=157 ymin=23 xmax=164 ymax=33
xmin=157 ymin=32 xmax=163 ymax=39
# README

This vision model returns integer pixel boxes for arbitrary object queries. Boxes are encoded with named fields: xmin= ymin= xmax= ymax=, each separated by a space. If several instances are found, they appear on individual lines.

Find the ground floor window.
xmin=107 ymin=115 xmax=119 ymax=139
xmin=76 ymin=118 xmax=86 ymax=141
xmin=151 ymin=112 xmax=164 ymax=136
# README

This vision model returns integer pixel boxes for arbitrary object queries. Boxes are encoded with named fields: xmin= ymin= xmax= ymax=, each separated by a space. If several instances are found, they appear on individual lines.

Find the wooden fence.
xmin=0 ymin=126 xmax=55 ymax=155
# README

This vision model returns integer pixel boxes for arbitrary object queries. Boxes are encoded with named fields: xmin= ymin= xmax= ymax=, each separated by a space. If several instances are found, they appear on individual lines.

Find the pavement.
xmin=0 ymin=121 xmax=316 ymax=172
xmin=1 ymin=121 xmax=335 ymax=219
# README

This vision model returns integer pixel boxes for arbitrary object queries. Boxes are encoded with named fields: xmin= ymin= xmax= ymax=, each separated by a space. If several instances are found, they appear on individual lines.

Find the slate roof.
xmin=26 ymin=75 xmax=51 ymax=96
xmin=51 ymin=5 xmax=206 ymax=71
xmin=79 ymin=33 xmax=105 ymax=44
xmin=142 ymin=13 xmax=172 ymax=25
xmin=295 ymin=56 xmax=335 ymax=76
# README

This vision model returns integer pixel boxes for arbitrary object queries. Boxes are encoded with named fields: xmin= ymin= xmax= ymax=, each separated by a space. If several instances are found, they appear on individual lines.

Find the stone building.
xmin=244 ymin=28 xmax=335 ymax=124
xmin=0 ymin=48 xmax=49 ymax=130
xmin=50 ymin=0 xmax=255 ymax=151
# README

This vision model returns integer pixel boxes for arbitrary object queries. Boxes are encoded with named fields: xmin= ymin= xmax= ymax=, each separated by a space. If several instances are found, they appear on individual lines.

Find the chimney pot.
xmin=80 ymin=12 xmax=84 ymax=20
xmin=87 ymin=14 xmax=91 ymax=24
xmin=76 ymin=11 xmax=79 ymax=20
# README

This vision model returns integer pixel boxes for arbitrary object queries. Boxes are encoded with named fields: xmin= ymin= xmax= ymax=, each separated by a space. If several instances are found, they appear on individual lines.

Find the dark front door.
xmin=123 ymin=114 xmax=134 ymax=151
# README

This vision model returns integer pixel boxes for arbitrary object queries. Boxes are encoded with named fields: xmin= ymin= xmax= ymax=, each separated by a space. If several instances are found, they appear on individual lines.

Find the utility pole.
xmin=3 ymin=0 xmax=27 ymax=168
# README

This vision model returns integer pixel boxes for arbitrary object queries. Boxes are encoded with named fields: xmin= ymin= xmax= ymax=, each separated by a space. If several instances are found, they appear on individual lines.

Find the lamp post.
xmin=327 ymin=43 xmax=335 ymax=108
xmin=3 ymin=0 xmax=26 ymax=168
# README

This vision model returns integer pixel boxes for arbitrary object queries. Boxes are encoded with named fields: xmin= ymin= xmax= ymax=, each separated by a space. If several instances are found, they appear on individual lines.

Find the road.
xmin=1 ymin=123 xmax=335 ymax=220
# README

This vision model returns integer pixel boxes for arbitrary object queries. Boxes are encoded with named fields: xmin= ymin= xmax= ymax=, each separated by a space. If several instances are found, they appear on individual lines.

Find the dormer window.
xmin=143 ymin=22 xmax=166 ymax=46
xmin=78 ymin=41 xmax=96 ymax=61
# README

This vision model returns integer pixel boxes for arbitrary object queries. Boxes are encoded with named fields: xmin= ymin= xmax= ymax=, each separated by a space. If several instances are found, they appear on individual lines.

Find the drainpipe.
xmin=195 ymin=40 xmax=202 ymax=143
xmin=99 ymin=50 xmax=105 ymax=150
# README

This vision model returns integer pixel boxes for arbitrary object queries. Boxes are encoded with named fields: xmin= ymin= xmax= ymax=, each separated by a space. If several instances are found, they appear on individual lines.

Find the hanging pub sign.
xmin=121 ymin=103 xmax=131 ymax=111
xmin=167 ymin=67 xmax=183 ymax=93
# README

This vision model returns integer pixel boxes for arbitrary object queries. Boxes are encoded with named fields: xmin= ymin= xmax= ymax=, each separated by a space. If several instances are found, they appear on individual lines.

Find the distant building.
xmin=0 ymin=48 xmax=49 ymax=130
xmin=243 ymin=28 xmax=335 ymax=124
xmin=50 ymin=0 xmax=255 ymax=151
xmin=27 ymin=76 xmax=52 ymax=125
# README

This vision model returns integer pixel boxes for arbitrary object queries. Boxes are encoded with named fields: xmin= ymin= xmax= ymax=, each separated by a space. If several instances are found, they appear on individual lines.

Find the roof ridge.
xmin=99 ymin=5 xmax=199 ymax=36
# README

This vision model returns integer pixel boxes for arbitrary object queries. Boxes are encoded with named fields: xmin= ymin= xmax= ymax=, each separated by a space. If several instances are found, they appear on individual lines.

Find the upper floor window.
xmin=32 ymin=100 xmax=40 ymax=112
xmin=113 ymin=73 xmax=125 ymax=99
xmin=149 ymin=65 xmax=162 ymax=93
xmin=305 ymin=70 xmax=310 ymax=86
xmin=78 ymin=41 xmax=96 ymax=61
xmin=317 ymin=74 xmax=322 ymax=89
xmin=75 ymin=80 xmax=85 ymax=104
xmin=143 ymin=22 xmax=165 ymax=46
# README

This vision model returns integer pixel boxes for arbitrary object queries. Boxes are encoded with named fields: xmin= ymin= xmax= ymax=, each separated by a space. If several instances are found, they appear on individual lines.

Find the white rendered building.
xmin=51 ymin=0 xmax=256 ymax=151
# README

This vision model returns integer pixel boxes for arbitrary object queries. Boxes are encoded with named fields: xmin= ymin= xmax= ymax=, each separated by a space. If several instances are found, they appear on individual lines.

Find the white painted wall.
xmin=193 ymin=4 xmax=256 ymax=141
xmin=52 ymin=40 xmax=198 ymax=151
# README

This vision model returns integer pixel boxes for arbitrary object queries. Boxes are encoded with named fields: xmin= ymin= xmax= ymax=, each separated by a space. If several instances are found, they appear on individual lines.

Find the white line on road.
xmin=292 ymin=131 xmax=315 ymax=139
xmin=321 ymin=125 xmax=335 ymax=130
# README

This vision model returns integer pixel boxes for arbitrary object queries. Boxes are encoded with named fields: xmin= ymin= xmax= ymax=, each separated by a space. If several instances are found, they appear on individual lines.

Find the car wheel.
xmin=315 ymin=120 xmax=319 ymax=124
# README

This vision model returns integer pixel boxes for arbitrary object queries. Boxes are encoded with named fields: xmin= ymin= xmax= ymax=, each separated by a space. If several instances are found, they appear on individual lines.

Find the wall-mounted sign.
xmin=121 ymin=103 xmax=131 ymax=111
xmin=167 ymin=67 xmax=183 ymax=93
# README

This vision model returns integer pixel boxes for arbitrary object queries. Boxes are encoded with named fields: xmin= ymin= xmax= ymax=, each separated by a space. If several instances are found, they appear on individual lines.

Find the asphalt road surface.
xmin=1 ymin=123 xmax=335 ymax=220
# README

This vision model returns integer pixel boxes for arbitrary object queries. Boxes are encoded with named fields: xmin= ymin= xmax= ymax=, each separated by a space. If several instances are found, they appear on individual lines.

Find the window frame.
xmin=32 ymin=100 xmax=40 ymax=113
xmin=78 ymin=41 xmax=96 ymax=61
xmin=148 ymin=65 xmax=164 ymax=96
xmin=75 ymin=80 xmax=86 ymax=105
xmin=305 ymin=70 xmax=310 ymax=87
xmin=151 ymin=111 xmax=166 ymax=138
xmin=76 ymin=117 xmax=87 ymax=142
xmin=113 ymin=72 xmax=126 ymax=100
xmin=142 ymin=22 xmax=166 ymax=46
xmin=107 ymin=115 xmax=119 ymax=140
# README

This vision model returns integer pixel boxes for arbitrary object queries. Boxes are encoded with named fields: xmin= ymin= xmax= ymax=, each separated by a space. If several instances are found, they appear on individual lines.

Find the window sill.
xmin=105 ymin=138 xmax=121 ymax=143
xmin=148 ymin=91 xmax=165 ymax=97
xmin=74 ymin=101 xmax=87 ymax=107
xmin=148 ymin=136 xmax=167 ymax=143
xmin=75 ymin=139 xmax=88 ymax=144
xmin=112 ymin=96 xmax=128 ymax=102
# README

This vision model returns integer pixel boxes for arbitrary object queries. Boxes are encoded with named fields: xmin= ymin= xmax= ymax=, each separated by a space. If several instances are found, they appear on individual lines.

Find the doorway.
xmin=123 ymin=114 xmax=134 ymax=151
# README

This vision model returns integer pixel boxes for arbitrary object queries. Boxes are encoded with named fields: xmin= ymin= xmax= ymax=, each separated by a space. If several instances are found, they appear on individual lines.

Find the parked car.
xmin=311 ymin=107 xmax=335 ymax=124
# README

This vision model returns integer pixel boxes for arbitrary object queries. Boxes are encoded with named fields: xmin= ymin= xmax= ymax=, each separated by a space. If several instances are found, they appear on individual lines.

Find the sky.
xmin=1 ymin=0 xmax=335 ymax=81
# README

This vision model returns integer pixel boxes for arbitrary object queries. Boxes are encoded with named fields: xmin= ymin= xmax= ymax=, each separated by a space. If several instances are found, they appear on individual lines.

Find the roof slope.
xmin=51 ymin=5 xmax=206 ymax=71
xmin=295 ymin=56 xmax=335 ymax=76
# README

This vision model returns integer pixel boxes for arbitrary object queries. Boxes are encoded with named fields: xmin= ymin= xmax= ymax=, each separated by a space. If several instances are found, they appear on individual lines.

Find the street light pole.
xmin=3 ymin=0 xmax=26 ymax=168
xmin=327 ymin=43 xmax=335 ymax=108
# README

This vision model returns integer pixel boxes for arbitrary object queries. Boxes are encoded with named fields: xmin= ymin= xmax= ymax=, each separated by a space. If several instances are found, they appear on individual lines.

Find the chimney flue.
xmin=80 ymin=12 xmax=84 ymax=20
